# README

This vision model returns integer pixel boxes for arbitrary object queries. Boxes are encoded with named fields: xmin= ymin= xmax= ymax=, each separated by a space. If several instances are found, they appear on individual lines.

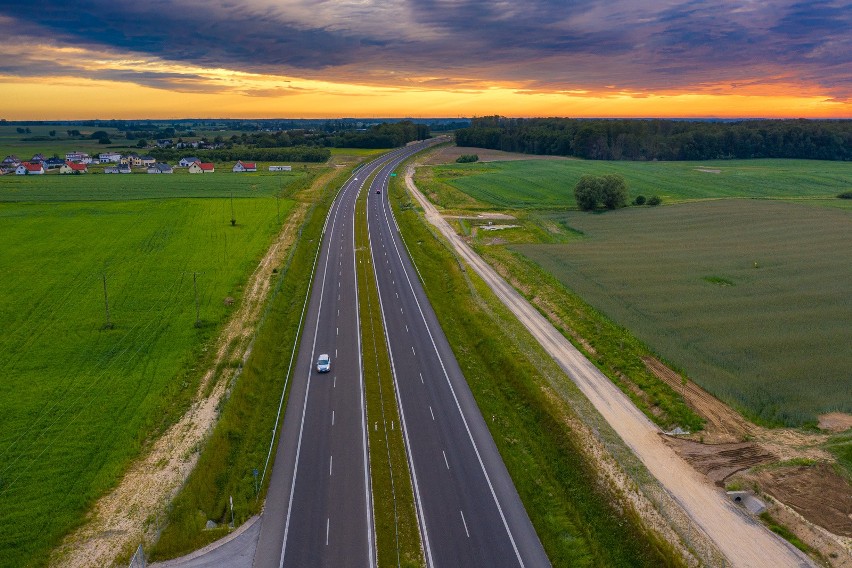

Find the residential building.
xmin=15 ymin=162 xmax=44 ymax=175
xmin=2 ymin=155 xmax=21 ymax=166
xmin=99 ymin=152 xmax=122 ymax=163
xmin=30 ymin=153 xmax=46 ymax=163
xmin=232 ymin=160 xmax=257 ymax=172
xmin=147 ymin=163 xmax=174 ymax=174
xmin=60 ymin=161 xmax=88 ymax=174
xmin=188 ymin=162 xmax=215 ymax=173
xmin=140 ymin=156 xmax=156 ymax=167
xmin=178 ymin=157 xmax=200 ymax=167
xmin=65 ymin=151 xmax=92 ymax=163
xmin=43 ymin=157 xmax=64 ymax=170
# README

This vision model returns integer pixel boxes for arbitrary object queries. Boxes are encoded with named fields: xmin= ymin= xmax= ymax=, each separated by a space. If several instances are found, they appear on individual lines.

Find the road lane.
xmin=254 ymin=141 xmax=439 ymax=568
xmin=366 ymin=163 xmax=550 ymax=567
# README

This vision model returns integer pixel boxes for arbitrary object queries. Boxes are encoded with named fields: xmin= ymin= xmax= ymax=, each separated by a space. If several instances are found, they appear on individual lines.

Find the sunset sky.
xmin=1 ymin=0 xmax=851 ymax=119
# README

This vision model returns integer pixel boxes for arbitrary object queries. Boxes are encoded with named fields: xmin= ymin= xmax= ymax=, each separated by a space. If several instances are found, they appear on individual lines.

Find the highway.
xmin=365 ymin=163 xmax=550 ymax=566
xmin=253 ymin=140 xmax=443 ymax=568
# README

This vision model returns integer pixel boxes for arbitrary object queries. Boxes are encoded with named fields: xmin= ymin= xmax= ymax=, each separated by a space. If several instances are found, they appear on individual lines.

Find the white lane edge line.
xmin=442 ymin=450 xmax=449 ymax=470
xmin=460 ymin=510 xmax=470 ymax=538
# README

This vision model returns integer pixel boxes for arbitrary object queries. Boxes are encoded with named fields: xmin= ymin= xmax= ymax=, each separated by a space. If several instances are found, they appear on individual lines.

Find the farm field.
xmin=428 ymin=158 xmax=852 ymax=210
xmin=0 ymin=125 xmax=128 ymax=158
xmin=0 ymin=190 xmax=296 ymax=566
xmin=514 ymin=200 xmax=851 ymax=426
xmin=0 ymin=168 xmax=311 ymax=201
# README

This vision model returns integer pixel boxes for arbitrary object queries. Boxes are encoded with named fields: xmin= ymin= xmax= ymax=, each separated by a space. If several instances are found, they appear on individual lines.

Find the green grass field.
xmin=0 ymin=193 xmax=295 ymax=566
xmin=515 ymin=200 xmax=851 ymax=426
xmin=0 ymin=168 xmax=311 ymax=201
xmin=0 ymin=125 xmax=129 ymax=158
xmin=430 ymin=159 xmax=852 ymax=210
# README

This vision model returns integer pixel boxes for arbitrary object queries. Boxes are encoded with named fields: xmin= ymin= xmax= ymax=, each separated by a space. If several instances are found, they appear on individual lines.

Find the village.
xmin=0 ymin=151 xmax=292 ymax=176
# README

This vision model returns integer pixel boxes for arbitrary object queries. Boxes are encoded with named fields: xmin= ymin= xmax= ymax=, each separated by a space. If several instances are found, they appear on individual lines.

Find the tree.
xmin=574 ymin=175 xmax=603 ymax=210
xmin=574 ymin=174 xmax=629 ymax=211
xmin=633 ymin=195 xmax=647 ymax=205
xmin=136 ymin=139 xmax=148 ymax=148
xmin=601 ymin=174 xmax=628 ymax=209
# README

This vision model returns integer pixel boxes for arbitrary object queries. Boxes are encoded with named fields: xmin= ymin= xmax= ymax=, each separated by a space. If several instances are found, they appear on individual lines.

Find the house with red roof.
xmin=15 ymin=162 xmax=45 ymax=175
xmin=188 ymin=161 xmax=215 ymax=173
xmin=232 ymin=160 xmax=257 ymax=172
xmin=60 ymin=161 xmax=88 ymax=174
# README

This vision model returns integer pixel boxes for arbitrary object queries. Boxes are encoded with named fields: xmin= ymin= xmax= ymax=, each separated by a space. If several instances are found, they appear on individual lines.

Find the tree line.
xmin=455 ymin=116 xmax=852 ymax=161
xmin=151 ymin=146 xmax=331 ymax=163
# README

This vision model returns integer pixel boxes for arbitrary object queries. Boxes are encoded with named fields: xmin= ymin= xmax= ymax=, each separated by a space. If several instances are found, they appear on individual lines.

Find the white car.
xmin=316 ymin=353 xmax=331 ymax=373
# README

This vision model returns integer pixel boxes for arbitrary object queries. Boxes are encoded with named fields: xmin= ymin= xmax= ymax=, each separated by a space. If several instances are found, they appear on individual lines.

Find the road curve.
xmin=253 ymin=140 xmax=441 ymax=568
xmin=366 ymin=161 xmax=550 ymax=567
xmin=403 ymin=167 xmax=814 ymax=568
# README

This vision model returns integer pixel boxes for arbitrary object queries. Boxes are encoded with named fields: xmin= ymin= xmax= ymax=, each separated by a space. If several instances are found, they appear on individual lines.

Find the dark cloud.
xmin=0 ymin=0 xmax=849 ymax=97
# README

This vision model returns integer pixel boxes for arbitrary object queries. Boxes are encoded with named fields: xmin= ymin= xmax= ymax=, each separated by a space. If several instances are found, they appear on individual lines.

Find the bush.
xmin=456 ymin=154 xmax=479 ymax=163
xmin=633 ymin=195 xmax=646 ymax=206
xmin=647 ymin=195 xmax=662 ymax=206
xmin=838 ymin=191 xmax=852 ymax=199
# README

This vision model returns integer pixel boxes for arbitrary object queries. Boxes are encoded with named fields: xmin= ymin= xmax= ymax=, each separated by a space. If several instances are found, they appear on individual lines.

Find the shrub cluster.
xmin=455 ymin=154 xmax=479 ymax=163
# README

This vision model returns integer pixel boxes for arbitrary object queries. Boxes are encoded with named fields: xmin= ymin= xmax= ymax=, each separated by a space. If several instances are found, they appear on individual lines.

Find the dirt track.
xmin=405 ymin=167 xmax=814 ymax=568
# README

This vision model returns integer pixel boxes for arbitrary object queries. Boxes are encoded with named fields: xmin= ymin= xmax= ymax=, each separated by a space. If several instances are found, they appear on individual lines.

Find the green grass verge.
xmin=387 ymin=174 xmax=685 ymax=566
xmin=825 ymin=431 xmax=852 ymax=480
xmin=149 ymin=164 xmax=354 ymax=560
xmin=354 ymin=176 xmax=424 ymax=567
xmin=758 ymin=512 xmax=815 ymax=556
xmin=0 ymin=195 xmax=294 ymax=567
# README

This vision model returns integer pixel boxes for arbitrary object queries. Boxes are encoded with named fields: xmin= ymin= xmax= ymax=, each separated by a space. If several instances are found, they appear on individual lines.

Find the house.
xmin=60 ymin=161 xmax=88 ymax=174
xmin=104 ymin=166 xmax=120 ymax=174
xmin=140 ymin=156 xmax=156 ymax=167
xmin=188 ymin=161 xmax=214 ymax=173
xmin=268 ymin=165 xmax=292 ymax=172
xmin=147 ymin=163 xmax=174 ymax=174
xmin=120 ymin=154 xmax=143 ymax=167
xmin=43 ymin=157 xmax=65 ymax=170
xmin=179 ymin=157 xmax=200 ymax=167
xmin=2 ymin=155 xmax=21 ymax=166
xmin=30 ymin=153 xmax=46 ymax=163
xmin=106 ymin=164 xmax=132 ymax=174
xmin=156 ymin=139 xmax=173 ymax=148
xmin=15 ymin=162 xmax=44 ymax=175
xmin=99 ymin=152 xmax=122 ymax=163
xmin=65 ymin=151 xmax=91 ymax=163
xmin=232 ymin=160 xmax=257 ymax=172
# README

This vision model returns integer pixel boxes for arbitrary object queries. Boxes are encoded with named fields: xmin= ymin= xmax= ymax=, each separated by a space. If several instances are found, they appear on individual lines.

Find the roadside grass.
xmin=758 ymin=512 xmax=815 ymax=556
xmin=149 ymin=163 xmax=355 ymax=559
xmin=354 ymin=177 xmax=423 ymax=567
xmin=430 ymin=158 xmax=852 ymax=209
xmin=0 ymin=195 xmax=293 ymax=568
xmin=388 ymin=175 xmax=685 ymax=566
xmin=0 ymin=166 xmax=313 ymax=201
xmin=514 ymin=201 xmax=851 ymax=427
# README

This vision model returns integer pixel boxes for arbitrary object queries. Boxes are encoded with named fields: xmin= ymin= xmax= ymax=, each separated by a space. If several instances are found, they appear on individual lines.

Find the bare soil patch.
xmin=695 ymin=168 xmax=722 ymax=174
xmin=662 ymin=437 xmax=775 ymax=484
xmin=423 ymin=145 xmax=572 ymax=165
xmin=820 ymin=413 xmax=852 ymax=433
xmin=755 ymin=464 xmax=852 ymax=538
xmin=49 ymin=164 xmax=344 ymax=568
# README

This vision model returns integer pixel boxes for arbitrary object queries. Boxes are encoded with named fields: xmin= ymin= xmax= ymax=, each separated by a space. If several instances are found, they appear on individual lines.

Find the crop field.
xmin=515 ymin=200 xmax=851 ymax=426
xmin=0 ymin=193 xmax=295 ymax=566
xmin=429 ymin=159 xmax=852 ymax=210
xmin=0 ymin=168 xmax=310 ymax=202
xmin=0 ymin=125 xmax=130 ymax=158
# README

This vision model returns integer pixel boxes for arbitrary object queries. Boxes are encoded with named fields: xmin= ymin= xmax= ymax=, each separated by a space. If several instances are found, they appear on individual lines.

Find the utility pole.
xmin=275 ymin=194 xmax=280 ymax=224
xmin=230 ymin=192 xmax=236 ymax=226
xmin=102 ymin=273 xmax=114 ymax=329
xmin=193 ymin=272 xmax=201 ymax=328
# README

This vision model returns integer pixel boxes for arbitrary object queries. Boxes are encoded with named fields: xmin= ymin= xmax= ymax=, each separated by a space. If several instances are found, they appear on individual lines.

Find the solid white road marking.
xmin=443 ymin=450 xmax=450 ymax=470
xmin=460 ymin=510 xmax=470 ymax=538
xmin=429 ymin=406 xmax=435 ymax=420
xmin=326 ymin=518 xmax=330 ymax=545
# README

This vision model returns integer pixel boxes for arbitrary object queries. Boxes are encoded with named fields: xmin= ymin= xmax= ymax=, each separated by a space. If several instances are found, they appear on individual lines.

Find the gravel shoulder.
xmin=404 ymin=166 xmax=814 ymax=568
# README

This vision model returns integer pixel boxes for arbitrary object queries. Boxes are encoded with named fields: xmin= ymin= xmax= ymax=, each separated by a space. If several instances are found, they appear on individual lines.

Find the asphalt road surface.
xmin=365 ymin=163 xmax=550 ymax=567
xmin=254 ymin=140 xmax=445 ymax=568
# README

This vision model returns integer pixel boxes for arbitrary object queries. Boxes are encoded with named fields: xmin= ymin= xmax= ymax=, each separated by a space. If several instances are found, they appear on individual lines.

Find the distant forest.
xmin=455 ymin=117 xmax=852 ymax=161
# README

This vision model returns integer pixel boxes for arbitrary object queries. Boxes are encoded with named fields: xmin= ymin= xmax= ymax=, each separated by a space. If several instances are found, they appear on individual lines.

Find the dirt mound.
xmin=756 ymin=464 xmax=852 ymax=538
xmin=662 ymin=436 xmax=776 ymax=483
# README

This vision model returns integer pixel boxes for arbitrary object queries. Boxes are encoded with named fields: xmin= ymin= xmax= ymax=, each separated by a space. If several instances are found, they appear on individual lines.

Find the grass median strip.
xmin=388 ymin=171 xmax=685 ymax=567
xmin=355 ymin=173 xmax=424 ymax=567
